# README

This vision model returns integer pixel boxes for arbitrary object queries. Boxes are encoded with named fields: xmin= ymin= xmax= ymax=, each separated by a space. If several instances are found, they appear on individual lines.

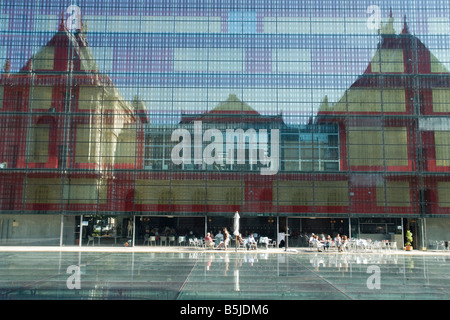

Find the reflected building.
xmin=0 ymin=2 xmax=449 ymax=248
xmin=0 ymin=16 xmax=148 ymax=245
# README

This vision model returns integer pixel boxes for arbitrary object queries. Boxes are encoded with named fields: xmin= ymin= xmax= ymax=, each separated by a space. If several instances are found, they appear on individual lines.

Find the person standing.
xmin=223 ymin=227 xmax=230 ymax=251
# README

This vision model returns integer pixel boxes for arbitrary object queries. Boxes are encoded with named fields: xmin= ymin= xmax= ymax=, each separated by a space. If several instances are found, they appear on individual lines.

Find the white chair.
xmin=259 ymin=237 xmax=269 ymax=249
xmin=329 ymin=241 xmax=337 ymax=251
xmin=194 ymin=238 xmax=203 ymax=247
xmin=143 ymin=234 xmax=150 ymax=245
xmin=205 ymin=239 xmax=215 ymax=250
xmin=311 ymin=240 xmax=324 ymax=252
xmin=149 ymin=236 xmax=157 ymax=246
xmin=360 ymin=240 xmax=367 ymax=251
xmin=356 ymin=239 xmax=368 ymax=252
xmin=372 ymin=241 xmax=383 ymax=252
xmin=169 ymin=236 xmax=175 ymax=246
xmin=178 ymin=236 xmax=186 ymax=246
xmin=248 ymin=240 xmax=257 ymax=250
xmin=189 ymin=238 xmax=196 ymax=246
xmin=268 ymin=239 xmax=276 ymax=248
xmin=87 ymin=235 xmax=95 ymax=246
xmin=390 ymin=242 xmax=397 ymax=250
xmin=160 ymin=236 xmax=167 ymax=246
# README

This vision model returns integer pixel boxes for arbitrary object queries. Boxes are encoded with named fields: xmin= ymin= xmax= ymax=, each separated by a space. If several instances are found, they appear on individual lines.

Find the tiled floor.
xmin=0 ymin=249 xmax=449 ymax=300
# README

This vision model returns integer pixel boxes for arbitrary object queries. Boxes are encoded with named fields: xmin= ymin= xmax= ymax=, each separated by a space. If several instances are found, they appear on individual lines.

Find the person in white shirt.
xmin=246 ymin=234 xmax=257 ymax=250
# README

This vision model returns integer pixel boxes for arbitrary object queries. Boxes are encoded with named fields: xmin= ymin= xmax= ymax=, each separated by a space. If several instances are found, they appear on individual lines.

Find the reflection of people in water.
xmin=205 ymin=254 xmax=214 ymax=271
xmin=245 ymin=253 xmax=256 ymax=266
xmin=224 ymin=253 xmax=230 ymax=275
xmin=204 ymin=253 xmax=259 ymax=275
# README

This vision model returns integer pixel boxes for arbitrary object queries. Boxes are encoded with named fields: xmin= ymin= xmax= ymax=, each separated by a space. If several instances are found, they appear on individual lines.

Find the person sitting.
xmin=309 ymin=233 xmax=316 ymax=248
xmin=236 ymin=233 xmax=244 ymax=248
xmin=338 ymin=235 xmax=348 ymax=252
xmin=214 ymin=231 xmax=223 ymax=248
xmin=246 ymin=234 xmax=257 ymax=250
xmin=310 ymin=235 xmax=324 ymax=252
xmin=204 ymin=232 xmax=215 ymax=249
xmin=334 ymin=234 xmax=341 ymax=248
xmin=323 ymin=235 xmax=331 ymax=251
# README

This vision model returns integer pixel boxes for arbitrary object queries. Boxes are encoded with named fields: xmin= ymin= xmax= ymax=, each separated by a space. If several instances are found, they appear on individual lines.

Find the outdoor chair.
xmin=149 ymin=236 xmax=156 ymax=246
xmin=194 ymin=238 xmax=203 ymax=247
xmin=87 ymin=235 xmax=95 ymax=246
xmin=354 ymin=239 xmax=369 ymax=252
xmin=268 ymin=239 xmax=276 ymax=248
xmin=178 ymin=236 xmax=186 ymax=246
xmin=205 ymin=239 xmax=215 ymax=250
xmin=390 ymin=242 xmax=397 ymax=250
xmin=437 ymin=240 xmax=448 ymax=250
xmin=310 ymin=241 xmax=324 ymax=252
xmin=328 ymin=241 xmax=337 ymax=251
xmin=160 ymin=236 xmax=167 ymax=246
xmin=372 ymin=241 xmax=383 ymax=252
xmin=143 ymin=234 xmax=149 ymax=245
xmin=259 ymin=237 xmax=269 ymax=249
xmin=169 ymin=236 xmax=175 ymax=246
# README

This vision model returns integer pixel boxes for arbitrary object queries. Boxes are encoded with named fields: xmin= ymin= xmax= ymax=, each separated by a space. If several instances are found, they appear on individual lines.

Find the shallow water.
xmin=0 ymin=251 xmax=449 ymax=300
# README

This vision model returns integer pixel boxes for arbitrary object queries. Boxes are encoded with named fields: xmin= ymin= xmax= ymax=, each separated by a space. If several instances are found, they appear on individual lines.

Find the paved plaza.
xmin=0 ymin=246 xmax=449 ymax=301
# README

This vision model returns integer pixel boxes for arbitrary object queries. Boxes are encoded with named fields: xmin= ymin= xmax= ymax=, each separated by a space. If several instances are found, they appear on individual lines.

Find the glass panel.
xmin=0 ymin=0 xmax=448 ymax=250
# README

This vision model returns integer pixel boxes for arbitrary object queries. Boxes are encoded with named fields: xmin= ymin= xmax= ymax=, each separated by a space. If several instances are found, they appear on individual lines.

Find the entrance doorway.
xmin=207 ymin=216 xmax=277 ymax=240
xmin=135 ymin=216 xmax=205 ymax=246
xmin=80 ymin=215 xmax=131 ymax=246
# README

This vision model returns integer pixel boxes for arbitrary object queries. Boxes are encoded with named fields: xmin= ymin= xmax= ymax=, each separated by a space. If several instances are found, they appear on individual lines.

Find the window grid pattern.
xmin=0 ymin=1 xmax=449 ymax=245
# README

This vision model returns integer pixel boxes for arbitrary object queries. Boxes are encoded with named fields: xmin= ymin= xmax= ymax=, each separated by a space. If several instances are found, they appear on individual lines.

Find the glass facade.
xmin=0 ymin=0 xmax=449 ymax=248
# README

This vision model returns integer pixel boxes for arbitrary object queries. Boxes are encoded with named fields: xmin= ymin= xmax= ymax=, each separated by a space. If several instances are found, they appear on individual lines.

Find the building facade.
xmin=0 ymin=0 xmax=449 ymax=248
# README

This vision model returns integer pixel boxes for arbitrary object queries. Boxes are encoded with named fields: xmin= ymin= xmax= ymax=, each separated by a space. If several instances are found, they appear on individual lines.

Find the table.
xmin=94 ymin=235 xmax=121 ymax=245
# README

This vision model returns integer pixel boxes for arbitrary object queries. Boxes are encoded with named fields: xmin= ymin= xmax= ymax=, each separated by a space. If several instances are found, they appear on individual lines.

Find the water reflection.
xmin=308 ymin=253 xmax=402 ymax=271
xmin=1 ymin=251 xmax=449 ymax=300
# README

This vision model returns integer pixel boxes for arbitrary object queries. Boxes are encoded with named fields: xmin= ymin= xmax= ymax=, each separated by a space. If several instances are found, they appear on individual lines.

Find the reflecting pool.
xmin=0 ymin=251 xmax=449 ymax=300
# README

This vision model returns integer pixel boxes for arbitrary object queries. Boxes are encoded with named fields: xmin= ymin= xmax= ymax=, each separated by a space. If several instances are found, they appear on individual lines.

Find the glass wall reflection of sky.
xmin=1 ymin=0 xmax=448 ymax=124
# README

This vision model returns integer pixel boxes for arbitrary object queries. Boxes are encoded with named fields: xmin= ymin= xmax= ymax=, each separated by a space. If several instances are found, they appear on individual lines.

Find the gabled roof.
xmin=1 ymin=13 xmax=150 ymax=124
xmin=318 ymin=16 xmax=450 ymax=115
xmin=209 ymin=94 xmax=259 ymax=114
xmin=179 ymin=93 xmax=284 ymax=124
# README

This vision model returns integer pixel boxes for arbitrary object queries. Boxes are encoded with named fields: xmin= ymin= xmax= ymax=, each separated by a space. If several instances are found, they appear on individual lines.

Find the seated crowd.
xmin=142 ymin=225 xmax=273 ymax=250
xmin=309 ymin=233 xmax=348 ymax=252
